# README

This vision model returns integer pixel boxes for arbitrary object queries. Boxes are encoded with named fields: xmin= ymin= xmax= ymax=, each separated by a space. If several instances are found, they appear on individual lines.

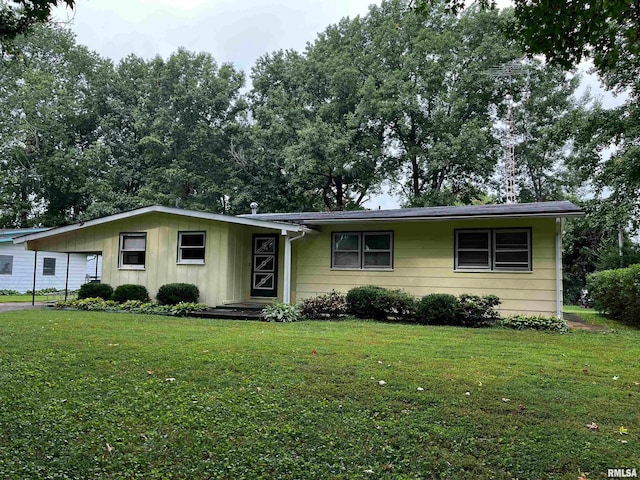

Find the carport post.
xmin=32 ymin=251 xmax=38 ymax=306
xmin=64 ymin=253 xmax=70 ymax=301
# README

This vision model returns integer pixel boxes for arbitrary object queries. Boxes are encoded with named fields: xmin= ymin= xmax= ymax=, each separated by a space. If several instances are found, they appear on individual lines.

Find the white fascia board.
xmin=13 ymin=205 xmax=310 ymax=244
xmin=296 ymin=211 xmax=585 ymax=225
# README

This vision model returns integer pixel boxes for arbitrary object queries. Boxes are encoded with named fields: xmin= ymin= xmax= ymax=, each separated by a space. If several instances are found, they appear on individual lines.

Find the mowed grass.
xmin=564 ymin=305 xmax=636 ymax=331
xmin=0 ymin=311 xmax=638 ymax=479
xmin=0 ymin=294 xmax=47 ymax=303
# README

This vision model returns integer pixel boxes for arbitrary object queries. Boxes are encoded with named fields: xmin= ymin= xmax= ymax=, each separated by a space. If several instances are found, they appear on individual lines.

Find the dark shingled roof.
xmin=240 ymin=201 xmax=583 ymax=224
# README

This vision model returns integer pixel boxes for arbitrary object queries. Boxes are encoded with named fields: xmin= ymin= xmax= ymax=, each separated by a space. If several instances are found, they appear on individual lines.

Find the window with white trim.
xmin=0 ymin=255 xmax=13 ymax=275
xmin=43 ymin=257 xmax=56 ymax=276
xmin=455 ymin=228 xmax=531 ymax=271
xmin=119 ymin=233 xmax=146 ymax=269
xmin=178 ymin=232 xmax=205 ymax=264
xmin=332 ymin=231 xmax=393 ymax=269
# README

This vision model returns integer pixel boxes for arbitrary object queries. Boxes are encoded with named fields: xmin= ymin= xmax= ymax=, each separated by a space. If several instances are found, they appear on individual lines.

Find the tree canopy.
xmin=0 ymin=0 xmax=74 ymax=46
xmin=0 ymin=0 xmax=621 ymax=230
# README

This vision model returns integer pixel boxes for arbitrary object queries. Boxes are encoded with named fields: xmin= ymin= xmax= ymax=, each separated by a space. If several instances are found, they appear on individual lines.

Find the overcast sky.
xmin=54 ymin=0 xmax=379 ymax=72
xmin=52 ymin=0 xmax=627 ymax=210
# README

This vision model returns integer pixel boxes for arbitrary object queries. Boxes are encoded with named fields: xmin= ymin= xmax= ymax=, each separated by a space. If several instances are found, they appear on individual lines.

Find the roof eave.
xmin=13 ymin=206 xmax=312 ymax=244
xmin=276 ymin=210 xmax=585 ymax=225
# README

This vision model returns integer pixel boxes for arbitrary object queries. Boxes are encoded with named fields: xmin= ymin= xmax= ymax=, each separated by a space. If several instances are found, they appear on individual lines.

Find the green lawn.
xmin=0 ymin=294 xmax=48 ymax=303
xmin=564 ymin=305 xmax=637 ymax=331
xmin=0 ymin=311 xmax=638 ymax=479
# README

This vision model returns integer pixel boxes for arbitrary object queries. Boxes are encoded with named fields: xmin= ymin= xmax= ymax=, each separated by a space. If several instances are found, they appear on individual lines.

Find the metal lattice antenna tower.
xmin=487 ymin=58 xmax=529 ymax=204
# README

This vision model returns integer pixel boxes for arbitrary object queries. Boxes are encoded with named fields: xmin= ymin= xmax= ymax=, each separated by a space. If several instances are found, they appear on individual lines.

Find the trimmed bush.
xmin=416 ymin=293 xmax=459 ymax=325
xmin=77 ymin=282 xmax=113 ymax=300
xmin=262 ymin=302 xmax=301 ymax=322
xmin=346 ymin=285 xmax=387 ymax=320
xmin=498 ymin=315 xmax=569 ymax=333
xmin=156 ymin=283 xmax=199 ymax=305
xmin=346 ymin=285 xmax=415 ymax=321
xmin=300 ymin=290 xmax=348 ymax=319
xmin=587 ymin=264 xmax=640 ymax=325
xmin=113 ymin=284 xmax=150 ymax=303
xmin=456 ymin=294 xmax=501 ymax=327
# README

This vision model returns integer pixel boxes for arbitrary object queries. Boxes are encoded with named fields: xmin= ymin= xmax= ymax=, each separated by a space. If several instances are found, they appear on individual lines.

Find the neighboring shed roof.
xmin=0 ymin=228 xmax=48 ymax=243
xmin=13 ymin=205 xmax=311 ymax=244
xmin=240 ymin=201 xmax=584 ymax=225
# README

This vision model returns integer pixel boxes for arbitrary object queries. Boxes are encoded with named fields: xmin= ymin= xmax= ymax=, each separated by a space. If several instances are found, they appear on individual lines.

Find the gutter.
xmin=252 ymin=211 xmax=585 ymax=226
xmin=555 ymin=217 xmax=563 ymax=318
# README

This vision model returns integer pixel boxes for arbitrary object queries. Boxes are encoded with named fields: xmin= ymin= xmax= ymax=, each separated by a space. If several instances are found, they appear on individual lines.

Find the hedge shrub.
xmin=416 ymin=293 xmax=459 ymax=325
xmin=156 ymin=283 xmax=199 ymax=305
xmin=300 ymin=290 xmax=348 ymax=319
xmin=113 ymin=284 xmax=150 ymax=303
xmin=346 ymin=285 xmax=415 ymax=321
xmin=456 ymin=294 xmax=501 ymax=327
xmin=587 ymin=264 xmax=640 ymax=325
xmin=77 ymin=282 xmax=113 ymax=300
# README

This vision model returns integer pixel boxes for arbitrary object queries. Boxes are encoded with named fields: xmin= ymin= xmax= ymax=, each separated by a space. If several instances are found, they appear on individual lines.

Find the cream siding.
xmin=23 ymin=211 xmax=561 ymax=315
xmin=26 ymin=213 xmax=248 ymax=306
xmin=293 ymin=217 xmax=559 ymax=316
xmin=24 ymin=213 xmax=289 ymax=306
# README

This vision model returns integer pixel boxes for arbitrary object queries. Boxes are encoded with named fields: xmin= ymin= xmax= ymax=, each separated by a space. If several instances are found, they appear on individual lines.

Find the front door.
xmin=251 ymin=234 xmax=278 ymax=298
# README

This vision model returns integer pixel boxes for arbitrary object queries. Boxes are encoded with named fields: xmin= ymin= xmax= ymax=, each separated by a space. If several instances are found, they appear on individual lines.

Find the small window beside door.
xmin=178 ymin=232 xmax=206 ymax=264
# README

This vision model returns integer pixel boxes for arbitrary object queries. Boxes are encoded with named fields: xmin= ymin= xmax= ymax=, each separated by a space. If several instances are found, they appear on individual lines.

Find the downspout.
xmin=555 ymin=218 xmax=563 ymax=319
xmin=64 ymin=253 xmax=70 ymax=301
xmin=32 ymin=250 xmax=38 ymax=306
xmin=283 ymin=230 xmax=307 ymax=305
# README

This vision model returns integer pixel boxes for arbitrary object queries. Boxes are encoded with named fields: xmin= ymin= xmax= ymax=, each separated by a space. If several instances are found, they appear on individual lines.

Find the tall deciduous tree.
xmin=360 ymin=1 xmax=519 ymax=206
xmin=88 ymin=49 xmax=246 ymax=216
xmin=247 ymin=14 xmax=390 ymax=212
xmin=0 ymin=24 xmax=109 ymax=227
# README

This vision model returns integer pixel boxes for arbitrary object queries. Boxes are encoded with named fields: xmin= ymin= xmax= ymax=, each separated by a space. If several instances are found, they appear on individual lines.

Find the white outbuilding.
xmin=0 ymin=228 xmax=88 ymax=293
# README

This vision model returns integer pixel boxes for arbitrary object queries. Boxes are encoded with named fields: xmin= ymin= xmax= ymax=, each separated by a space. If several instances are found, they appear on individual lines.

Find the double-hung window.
xmin=455 ymin=228 xmax=531 ymax=271
xmin=332 ymin=231 xmax=393 ymax=269
xmin=178 ymin=232 xmax=206 ymax=264
xmin=119 ymin=233 xmax=146 ymax=269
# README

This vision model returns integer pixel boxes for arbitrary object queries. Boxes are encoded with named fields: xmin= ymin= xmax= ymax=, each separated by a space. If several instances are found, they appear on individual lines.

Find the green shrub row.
xmin=587 ymin=264 xmax=640 ymax=325
xmin=0 ymin=289 xmax=20 ymax=295
xmin=56 ymin=297 xmax=208 ymax=316
xmin=498 ymin=315 xmax=569 ymax=333
xmin=298 ymin=286 xmax=502 ymax=327
xmin=77 ymin=282 xmax=199 ymax=305
xmin=25 ymin=287 xmax=60 ymax=295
